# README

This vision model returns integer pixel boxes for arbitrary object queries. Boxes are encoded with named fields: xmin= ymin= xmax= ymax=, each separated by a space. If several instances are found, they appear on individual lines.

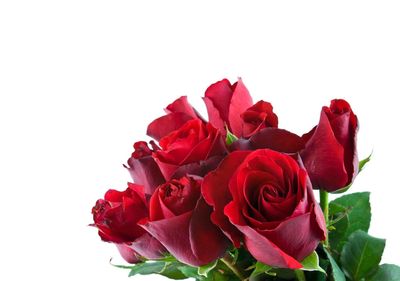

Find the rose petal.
xmin=203 ymin=96 xmax=225 ymax=134
xmin=257 ymin=212 xmax=321 ymax=262
xmin=116 ymin=244 xmax=140 ymax=264
xmin=228 ymin=78 xmax=253 ymax=136
xmin=300 ymin=110 xmax=348 ymax=190
xmin=139 ymin=213 xmax=197 ymax=265
xmin=231 ymin=128 xmax=305 ymax=153
xmin=125 ymin=156 xmax=165 ymax=195
xmin=149 ymin=188 xmax=176 ymax=220
xmin=147 ymin=112 xmax=193 ymax=141
xmin=140 ymin=207 xmax=224 ymax=267
xmin=224 ymin=201 xmax=302 ymax=269
xmin=166 ymin=96 xmax=202 ymax=120
xmin=204 ymin=79 xmax=233 ymax=124
xmin=131 ymin=233 xmax=166 ymax=260
xmin=189 ymin=198 xmax=230 ymax=264
xmin=202 ymin=151 xmax=250 ymax=247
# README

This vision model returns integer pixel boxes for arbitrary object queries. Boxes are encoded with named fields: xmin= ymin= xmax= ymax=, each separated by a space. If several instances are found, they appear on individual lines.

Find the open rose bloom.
xmin=91 ymin=78 xmax=399 ymax=281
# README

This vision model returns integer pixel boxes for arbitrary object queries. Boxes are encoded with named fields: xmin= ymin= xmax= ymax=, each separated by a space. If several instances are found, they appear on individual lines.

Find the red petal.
xmin=131 ymin=233 xmax=166 ymax=260
xmin=257 ymin=212 xmax=323 ymax=261
xmin=228 ymin=78 xmax=253 ymax=136
xmin=189 ymin=198 xmax=230 ymax=264
xmin=203 ymin=96 xmax=225 ymax=134
xmin=115 ymin=244 xmax=140 ymax=264
xmin=224 ymin=201 xmax=302 ymax=269
xmin=232 ymin=128 xmax=305 ymax=153
xmin=204 ymin=79 xmax=233 ymax=123
xmin=126 ymin=155 xmax=165 ymax=195
xmin=140 ymin=209 xmax=223 ymax=266
xmin=202 ymin=151 xmax=250 ymax=247
xmin=147 ymin=112 xmax=193 ymax=141
xmin=301 ymin=110 xmax=348 ymax=190
xmin=166 ymin=96 xmax=203 ymax=120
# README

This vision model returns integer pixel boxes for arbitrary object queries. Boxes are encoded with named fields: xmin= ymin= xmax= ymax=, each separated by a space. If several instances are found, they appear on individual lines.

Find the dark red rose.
xmin=153 ymin=119 xmax=227 ymax=181
xmin=147 ymin=96 xmax=204 ymax=141
xmin=241 ymin=100 xmax=278 ymax=138
xmin=202 ymin=149 xmax=326 ymax=269
xmin=300 ymin=99 xmax=358 ymax=192
xmin=203 ymin=78 xmax=253 ymax=136
xmin=125 ymin=141 xmax=165 ymax=195
xmin=139 ymin=176 xmax=229 ymax=266
xmin=91 ymin=183 xmax=165 ymax=263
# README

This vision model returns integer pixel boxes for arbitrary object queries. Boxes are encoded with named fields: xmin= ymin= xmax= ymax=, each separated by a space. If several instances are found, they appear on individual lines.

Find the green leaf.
xmin=367 ymin=264 xmax=400 ymax=281
xmin=340 ymin=230 xmax=386 ymax=281
xmin=324 ymin=248 xmax=346 ymax=281
xmin=123 ymin=258 xmax=189 ymax=279
xmin=128 ymin=261 xmax=166 ymax=276
xmin=202 ymin=270 xmax=230 ymax=281
xmin=178 ymin=265 xmax=199 ymax=278
xmin=198 ymin=260 xmax=218 ymax=277
xmin=160 ymin=262 xmax=188 ymax=279
xmin=359 ymin=152 xmax=372 ymax=172
xmin=329 ymin=192 xmax=371 ymax=255
xmin=225 ymin=127 xmax=238 ymax=146
xmin=329 ymin=203 xmax=351 ymax=258
xmin=306 ymin=258 xmax=330 ymax=281
xmin=301 ymin=251 xmax=326 ymax=273
xmin=249 ymin=261 xmax=273 ymax=278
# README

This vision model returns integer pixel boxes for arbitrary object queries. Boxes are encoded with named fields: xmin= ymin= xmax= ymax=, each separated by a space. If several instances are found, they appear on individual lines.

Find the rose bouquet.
xmin=91 ymin=78 xmax=399 ymax=280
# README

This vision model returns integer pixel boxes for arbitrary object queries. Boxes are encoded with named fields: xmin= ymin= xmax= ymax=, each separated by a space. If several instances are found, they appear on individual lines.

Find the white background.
xmin=1 ymin=1 xmax=400 ymax=280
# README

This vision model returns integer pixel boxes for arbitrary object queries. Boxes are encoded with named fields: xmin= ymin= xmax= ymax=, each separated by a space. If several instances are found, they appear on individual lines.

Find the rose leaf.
xmin=340 ymin=230 xmax=386 ymax=281
xmin=366 ymin=264 xmax=400 ymax=281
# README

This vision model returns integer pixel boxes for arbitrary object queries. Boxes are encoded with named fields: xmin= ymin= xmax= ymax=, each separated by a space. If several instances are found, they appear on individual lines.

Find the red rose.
xmin=125 ymin=141 xmax=165 ymax=195
xmin=203 ymin=78 xmax=253 ymax=136
xmin=202 ymin=149 xmax=326 ymax=269
xmin=147 ymin=96 xmax=203 ymax=141
xmin=153 ymin=119 xmax=227 ymax=180
xmin=301 ymin=99 xmax=358 ymax=191
xmin=139 ymin=176 xmax=229 ymax=266
xmin=241 ymin=100 xmax=278 ymax=138
xmin=91 ymin=183 xmax=165 ymax=263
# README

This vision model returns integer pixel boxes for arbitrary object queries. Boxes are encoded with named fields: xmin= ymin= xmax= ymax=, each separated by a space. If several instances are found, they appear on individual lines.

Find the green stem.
xmin=220 ymin=255 xmax=246 ymax=280
xmin=294 ymin=270 xmax=307 ymax=281
xmin=319 ymin=189 xmax=329 ymax=247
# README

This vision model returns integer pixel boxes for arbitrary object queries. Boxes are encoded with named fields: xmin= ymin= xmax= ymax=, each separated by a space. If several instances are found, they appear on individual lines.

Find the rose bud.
xmin=147 ymin=96 xmax=204 ymax=141
xmin=91 ymin=183 xmax=166 ymax=263
xmin=241 ymin=100 xmax=278 ymax=138
xmin=202 ymin=149 xmax=326 ymax=269
xmin=203 ymin=78 xmax=253 ymax=137
xmin=153 ymin=119 xmax=227 ymax=181
xmin=300 ymin=99 xmax=358 ymax=192
xmin=125 ymin=141 xmax=165 ymax=195
xmin=139 ymin=176 xmax=229 ymax=266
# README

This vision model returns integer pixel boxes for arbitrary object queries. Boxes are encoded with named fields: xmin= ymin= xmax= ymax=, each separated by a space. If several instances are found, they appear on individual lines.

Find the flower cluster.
xmin=91 ymin=78 xmax=397 ymax=281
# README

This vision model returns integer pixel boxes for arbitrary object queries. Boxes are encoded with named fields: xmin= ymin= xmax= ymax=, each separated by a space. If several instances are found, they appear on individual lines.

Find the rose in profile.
xmin=139 ymin=176 xmax=229 ymax=266
xmin=147 ymin=96 xmax=203 ymax=141
xmin=153 ymin=119 xmax=227 ymax=181
xmin=301 ymin=99 xmax=358 ymax=192
xmin=203 ymin=78 xmax=253 ymax=136
xmin=91 ymin=183 xmax=165 ymax=263
xmin=202 ymin=149 xmax=326 ymax=269
xmin=125 ymin=141 xmax=165 ymax=195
